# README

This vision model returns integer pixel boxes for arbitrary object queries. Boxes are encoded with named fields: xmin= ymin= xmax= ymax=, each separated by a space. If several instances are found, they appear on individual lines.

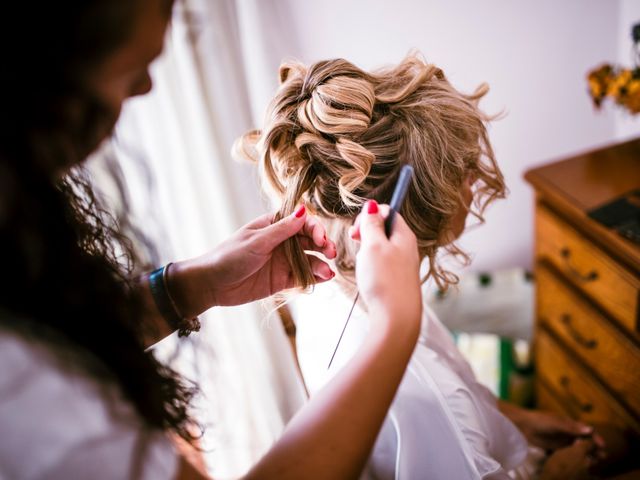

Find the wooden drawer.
xmin=536 ymin=380 xmax=571 ymax=417
xmin=536 ymin=329 xmax=640 ymax=433
xmin=537 ymin=265 xmax=640 ymax=416
xmin=536 ymin=205 xmax=640 ymax=335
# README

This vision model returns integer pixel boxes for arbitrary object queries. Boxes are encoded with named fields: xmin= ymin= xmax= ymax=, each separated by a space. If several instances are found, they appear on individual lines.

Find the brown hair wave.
xmin=237 ymin=53 xmax=506 ymax=291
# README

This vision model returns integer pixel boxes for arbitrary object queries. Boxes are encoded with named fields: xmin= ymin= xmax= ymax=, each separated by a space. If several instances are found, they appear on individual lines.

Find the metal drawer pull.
xmin=559 ymin=248 xmax=599 ymax=282
xmin=561 ymin=314 xmax=598 ymax=349
xmin=559 ymin=376 xmax=593 ymax=413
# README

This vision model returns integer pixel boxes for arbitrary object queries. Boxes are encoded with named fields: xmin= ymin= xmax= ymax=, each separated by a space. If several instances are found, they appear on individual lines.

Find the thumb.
xmin=358 ymin=200 xmax=387 ymax=245
xmin=573 ymin=437 xmax=598 ymax=457
xmin=259 ymin=204 xmax=307 ymax=251
xmin=562 ymin=418 xmax=594 ymax=437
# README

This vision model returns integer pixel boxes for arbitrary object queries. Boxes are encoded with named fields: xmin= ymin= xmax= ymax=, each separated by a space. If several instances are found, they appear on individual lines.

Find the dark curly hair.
xmin=0 ymin=0 xmax=197 ymax=443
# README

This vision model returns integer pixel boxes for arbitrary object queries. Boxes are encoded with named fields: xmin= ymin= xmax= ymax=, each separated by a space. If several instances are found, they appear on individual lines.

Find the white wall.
xmin=268 ymin=0 xmax=623 ymax=273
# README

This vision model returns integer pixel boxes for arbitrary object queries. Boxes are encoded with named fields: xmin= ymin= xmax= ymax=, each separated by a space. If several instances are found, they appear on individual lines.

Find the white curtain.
xmin=88 ymin=0 xmax=306 ymax=477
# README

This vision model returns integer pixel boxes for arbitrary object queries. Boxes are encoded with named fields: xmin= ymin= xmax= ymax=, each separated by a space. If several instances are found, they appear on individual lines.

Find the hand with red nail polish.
xmin=294 ymin=204 xmax=306 ymax=218
xmin=167 ymin=206 xmax=337 ymax=311
xmin=351 ymin=200 xmax=422 ymax=335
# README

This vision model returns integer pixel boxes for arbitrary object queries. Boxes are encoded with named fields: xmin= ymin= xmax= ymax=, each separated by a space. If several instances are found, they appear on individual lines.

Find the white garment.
xmin=291 ymin=282 xmax=528 ymax=480
xmin=0 ymin=329 xmax=178 ymax=480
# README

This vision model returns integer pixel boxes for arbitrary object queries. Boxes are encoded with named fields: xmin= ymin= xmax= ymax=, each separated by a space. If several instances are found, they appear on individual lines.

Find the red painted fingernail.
xmin=294 ymin=204 xmax=306 ymax=218
xmin=367 ymin=200 xmax=378 ymax=214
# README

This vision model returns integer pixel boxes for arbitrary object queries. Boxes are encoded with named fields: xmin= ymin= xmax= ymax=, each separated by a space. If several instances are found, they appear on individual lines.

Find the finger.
xmin=386 ymin=209 xmax=415 ymax=248
xmin=300 ymin=215 xmax=328 ymax=248
xmin=351 ymin=204 xmax=405 ymax=241
xmin=351 ymin=202 xmax=390 ymax=242
xmin=349 ymin=219 xmax=361 ymax=241
xmin=297 ymin=215 xmax=337 ymax=259
xmin=298 ymin=236 xmax=337 ymax=259
xmin=258 ymin=205 xmax=308 ymax=251
xmin=578 ymin=437 xmax=606 ymax=467
xmin=243 ymin=212 xmax=277 ymax=230
xmin=560 ymin=417 xmax=594 ymax=437
xmin=358 ymin=200 xmax=388 ymax=245
xmin=308 ymin=255 xmax=335 ymax=281
xmin=592 ymin=432 xmax=606 ymax=450
xmin=573 ymin=437 xmax=597 ymax=455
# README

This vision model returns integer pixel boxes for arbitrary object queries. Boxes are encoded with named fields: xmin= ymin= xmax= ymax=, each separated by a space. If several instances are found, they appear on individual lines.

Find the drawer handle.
xmin=559 ymin=248 xmax=599 ymax=282
xmin=561 ymin=314 xmax=598 ymax=349
xmin=559 ymin=376 xmax=593 ymax=413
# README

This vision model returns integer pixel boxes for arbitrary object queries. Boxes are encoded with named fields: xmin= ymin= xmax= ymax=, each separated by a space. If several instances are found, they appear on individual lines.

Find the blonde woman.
xmin=238 ymin=54 xmax=608 ymax=479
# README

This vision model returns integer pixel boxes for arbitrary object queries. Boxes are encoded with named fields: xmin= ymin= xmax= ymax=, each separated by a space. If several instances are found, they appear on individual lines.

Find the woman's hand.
xmin=521 ymin=409 xmax=598 ymax=451
xmin=349 ymin=200 xmax=422 ymax=333
xmin=499 ymin=401 xmax=604 ymax=452
xmin=244 ymin=200 xmax=423 ymax=480
xmin=169 ymin=206 xmax=337 ymax=315
xmin=540 ymin=437 xmax=601 ymax=480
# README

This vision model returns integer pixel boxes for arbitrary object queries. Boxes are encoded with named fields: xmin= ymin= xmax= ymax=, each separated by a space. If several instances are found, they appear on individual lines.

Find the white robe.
xmin=291 ymin=282 xmax=529 ymax=480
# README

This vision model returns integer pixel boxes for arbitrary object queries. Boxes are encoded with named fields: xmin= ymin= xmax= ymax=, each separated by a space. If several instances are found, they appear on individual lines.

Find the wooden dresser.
xmin=524 ymin=138 xmax=640 ymax=435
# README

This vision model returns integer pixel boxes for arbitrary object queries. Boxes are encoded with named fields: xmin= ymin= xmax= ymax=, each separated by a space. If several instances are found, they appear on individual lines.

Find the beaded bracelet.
xmin=148 ymin=263 xmax=201 ymax=337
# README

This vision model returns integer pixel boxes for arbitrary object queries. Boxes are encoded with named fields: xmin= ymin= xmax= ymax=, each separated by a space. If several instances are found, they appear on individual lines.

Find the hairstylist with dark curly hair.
xmin=0 ymin=0 xmax=423 ymax=479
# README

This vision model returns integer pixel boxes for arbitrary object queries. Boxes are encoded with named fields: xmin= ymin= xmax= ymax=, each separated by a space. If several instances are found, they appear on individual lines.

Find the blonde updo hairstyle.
xmin=237 ymin=53 xmax=505 ymax=291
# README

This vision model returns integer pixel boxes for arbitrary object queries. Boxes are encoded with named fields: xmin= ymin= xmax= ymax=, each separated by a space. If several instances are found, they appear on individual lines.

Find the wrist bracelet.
xmin=148 ymin=263 xmax=201 ymax=337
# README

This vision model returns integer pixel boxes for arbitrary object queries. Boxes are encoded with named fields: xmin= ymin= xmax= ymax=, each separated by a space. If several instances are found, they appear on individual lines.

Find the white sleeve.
xmin=0 ymin=331 xmax=178 ymax=480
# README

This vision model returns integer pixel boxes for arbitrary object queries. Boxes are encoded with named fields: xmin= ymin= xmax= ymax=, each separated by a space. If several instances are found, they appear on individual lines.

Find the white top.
xmin=291 ymin=282 xmax=528 ymax=480
xmin=0 ymin=328 xmax=178 ymax=480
